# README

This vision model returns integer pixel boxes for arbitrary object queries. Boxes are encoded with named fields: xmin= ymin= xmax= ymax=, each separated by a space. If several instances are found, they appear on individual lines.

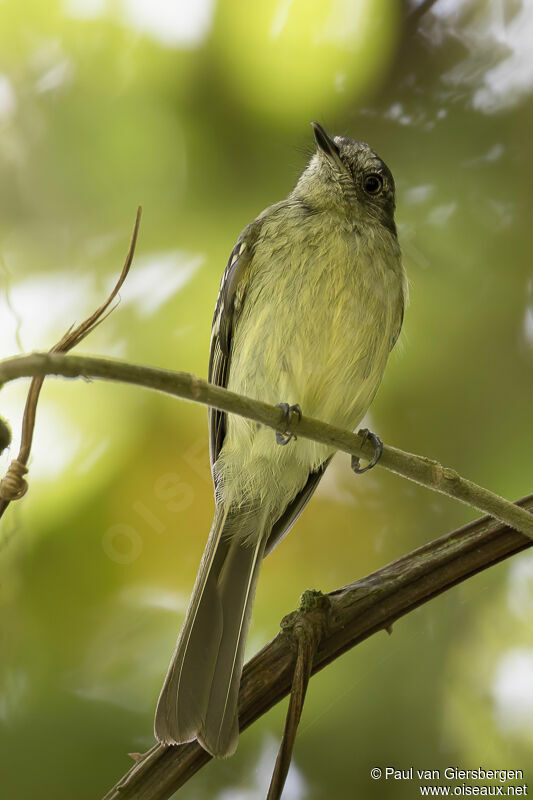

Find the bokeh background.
xmin=1 ymin=0 xmax=533 ymax=797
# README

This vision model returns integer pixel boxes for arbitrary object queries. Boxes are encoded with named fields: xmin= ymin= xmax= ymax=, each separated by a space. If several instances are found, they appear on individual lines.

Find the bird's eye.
xmin=363 ymin=173 xmax=383 ymax=196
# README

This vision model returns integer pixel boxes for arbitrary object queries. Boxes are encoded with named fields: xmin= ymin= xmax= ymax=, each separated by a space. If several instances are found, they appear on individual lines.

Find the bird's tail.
xmin=154 ymin=504 xmax=267 ymax=757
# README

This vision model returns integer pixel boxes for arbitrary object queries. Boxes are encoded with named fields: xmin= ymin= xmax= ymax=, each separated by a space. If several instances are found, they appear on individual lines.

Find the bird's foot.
xmin=275 ymin=403 xmax=302 ymax=445
xmin=351 ymin=428 xmax=383 ymax=474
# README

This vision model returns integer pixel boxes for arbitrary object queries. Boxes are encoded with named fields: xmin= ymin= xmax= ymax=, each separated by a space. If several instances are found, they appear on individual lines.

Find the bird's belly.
xmin=229 ymin=265 xmax=395 ymax=433
xmin=217 ymin=239 xmax=401 ymax=514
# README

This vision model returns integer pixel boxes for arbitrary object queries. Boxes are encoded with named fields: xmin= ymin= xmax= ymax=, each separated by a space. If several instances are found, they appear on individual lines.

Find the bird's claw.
xmin=276 ymin=403 xmax=302 ymax=445
xmin=351 ymin=428 xmax=383 ymax=474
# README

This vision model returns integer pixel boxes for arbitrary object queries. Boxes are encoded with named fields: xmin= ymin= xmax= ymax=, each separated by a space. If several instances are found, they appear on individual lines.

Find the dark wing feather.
xmin=208 ymin=222 xmax=261 ymax=477
xmin=264 ymin=458 xmax=331 ymax=556
xmin=390 ymin=294 xmax=404 ymax=350
xmin=208 ymin=218 xmax=331 ymax=554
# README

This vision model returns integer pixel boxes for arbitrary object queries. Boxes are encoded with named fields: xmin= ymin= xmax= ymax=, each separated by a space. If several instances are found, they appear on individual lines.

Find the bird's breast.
xmin=228 ymin=218 xmax=403 ymax=434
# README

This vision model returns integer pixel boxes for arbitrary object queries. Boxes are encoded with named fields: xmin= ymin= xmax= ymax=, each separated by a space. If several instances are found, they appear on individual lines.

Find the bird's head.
xmin=292 ymin=122 xmax=396 ymax=234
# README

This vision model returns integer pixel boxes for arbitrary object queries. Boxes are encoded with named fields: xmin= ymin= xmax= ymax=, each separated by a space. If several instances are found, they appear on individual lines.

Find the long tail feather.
xmin=199 ymin=530 xmax=266 ymax=756
xmin=154 ymin=505 xmax=267 ymax=757
xmin=154 ymin=505 xmax=228 ymax=744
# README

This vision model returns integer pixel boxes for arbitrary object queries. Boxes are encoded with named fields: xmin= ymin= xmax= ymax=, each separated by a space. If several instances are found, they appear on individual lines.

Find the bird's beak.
xmin=311 ymin=121 xmax=345 ymax=171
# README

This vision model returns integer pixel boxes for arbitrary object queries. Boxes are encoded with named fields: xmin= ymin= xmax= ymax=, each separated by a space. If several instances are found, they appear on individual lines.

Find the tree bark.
xmin=101 ymin=495 xmax=532 ymax=800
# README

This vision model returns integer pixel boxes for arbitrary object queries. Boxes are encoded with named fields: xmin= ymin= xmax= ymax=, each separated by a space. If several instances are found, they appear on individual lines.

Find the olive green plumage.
xmin=155 ymin=123 xmax=406 ymax=757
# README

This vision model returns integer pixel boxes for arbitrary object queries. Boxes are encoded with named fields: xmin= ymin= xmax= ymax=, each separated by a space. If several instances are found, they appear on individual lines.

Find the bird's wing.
xmin=264 ymin=459 xmax=331 ymax=555
xmin=208 ymin=216 xmax=330 ymax=555
xmin=390 ymin=292 xmax=404 ymax=351
xmin=208 ymin=219 xmax=262 ymax=478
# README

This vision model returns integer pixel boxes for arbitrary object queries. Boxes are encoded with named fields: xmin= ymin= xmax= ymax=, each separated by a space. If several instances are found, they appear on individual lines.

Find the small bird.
xmin=155 ymin=122 xmax=407 ymax=757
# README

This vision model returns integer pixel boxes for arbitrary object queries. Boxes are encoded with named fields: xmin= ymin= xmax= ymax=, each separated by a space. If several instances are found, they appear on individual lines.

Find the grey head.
xmin=292 ymin=122 xmax=396 ymax=235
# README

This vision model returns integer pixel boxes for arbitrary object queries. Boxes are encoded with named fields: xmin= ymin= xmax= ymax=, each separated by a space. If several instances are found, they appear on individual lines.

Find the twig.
xmin=1 ymin=352 xmax=532 ymax=540
xmin=101 ymin=496 xmax=532 ymax=800
xmin=0 ymin=208 xmax=141 ymax=518
xmin=267 ymin=591 xmax=329 ymax=800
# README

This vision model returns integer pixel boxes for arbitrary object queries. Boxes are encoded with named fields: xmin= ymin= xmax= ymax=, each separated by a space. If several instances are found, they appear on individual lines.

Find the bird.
xmin=155 ymin=122 xmax=407 ymax=758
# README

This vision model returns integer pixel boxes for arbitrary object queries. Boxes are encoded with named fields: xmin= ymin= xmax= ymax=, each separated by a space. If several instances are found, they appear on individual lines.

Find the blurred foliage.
xmin=1 ymin=0 xmax=533 ymax=798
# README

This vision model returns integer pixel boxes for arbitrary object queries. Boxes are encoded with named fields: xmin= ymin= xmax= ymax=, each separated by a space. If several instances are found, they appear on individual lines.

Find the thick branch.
xmin=102 ymin=496 xmax=532 ymax=800
xmin=1 ymin=352 xmax=532 ymax=539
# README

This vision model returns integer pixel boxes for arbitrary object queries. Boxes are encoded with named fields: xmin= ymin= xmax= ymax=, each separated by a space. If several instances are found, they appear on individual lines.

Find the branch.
xmin=1 ymin=351 xmax=532 ymax=540
xmin=266 ymin=590 xmax=326 ymax=800
xmin=101 ymin=497 xmax=532 ymax=800
xmin=0 ymin=207 xmax=141 ymax=518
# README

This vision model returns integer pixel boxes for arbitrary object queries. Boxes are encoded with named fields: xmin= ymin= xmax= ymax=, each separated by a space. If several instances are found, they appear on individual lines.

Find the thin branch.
xmin=267 ymin=591 xmax=328 ymax=800
xmin=0 ymin=208 xmax=142 ymax=517
xmin=0 ymin=351 xmax=532 ymax=540
xmin=101 ymin=496 xmax=532 ymax=800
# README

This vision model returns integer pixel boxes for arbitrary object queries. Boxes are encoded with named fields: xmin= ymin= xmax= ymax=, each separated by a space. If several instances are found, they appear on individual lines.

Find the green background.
xmin=1 ymin=0 xmax=532 ymax=797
